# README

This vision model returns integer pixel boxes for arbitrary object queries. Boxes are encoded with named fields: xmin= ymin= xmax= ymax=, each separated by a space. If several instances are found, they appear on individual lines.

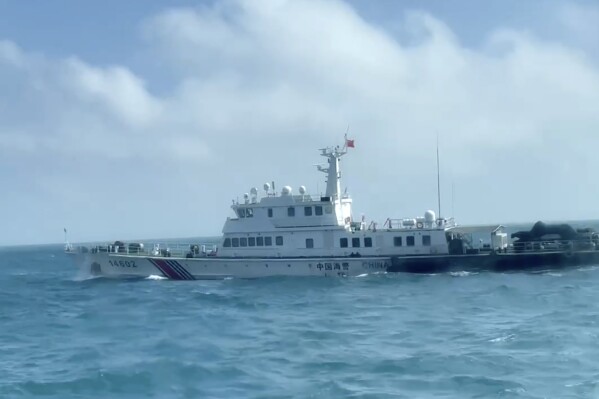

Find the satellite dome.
xmin=282 ymin=186 xmax=292 ymax=196
xmin=299 ymin=185 xmax=306 ymax=195
xmin=425 ymin=210 xmax=436 ymax=223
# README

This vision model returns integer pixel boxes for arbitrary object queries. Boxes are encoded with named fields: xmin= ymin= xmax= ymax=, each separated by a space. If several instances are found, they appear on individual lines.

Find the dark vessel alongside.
xmin=388 ymin=221 xmax=599 ymax=273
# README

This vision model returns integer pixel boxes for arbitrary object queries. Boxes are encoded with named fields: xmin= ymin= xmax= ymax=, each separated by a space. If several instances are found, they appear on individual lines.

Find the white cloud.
xmin=2 ymin=0 xmax=599 ymax=245
xmin=62 ymin=58 xmax=163 ymax=128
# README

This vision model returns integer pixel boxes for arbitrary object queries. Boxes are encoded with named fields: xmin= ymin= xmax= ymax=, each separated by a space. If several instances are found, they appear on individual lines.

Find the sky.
xmin=1 ymin=0 xmax=599 ymax=246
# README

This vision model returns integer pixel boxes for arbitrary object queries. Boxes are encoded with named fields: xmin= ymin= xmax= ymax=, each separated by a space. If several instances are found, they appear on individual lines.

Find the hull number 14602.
xmin=109 ymin=260 xmax=137 ymax=268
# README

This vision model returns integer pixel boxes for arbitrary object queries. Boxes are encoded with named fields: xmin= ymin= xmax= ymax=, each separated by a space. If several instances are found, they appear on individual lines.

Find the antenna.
xmin=452 ymin=180 xmax=455 ymax=218
xmin=436 ymin=134 xmax=442 ymax=219
xmin=63 ymin=227 xmax=72 ymax=251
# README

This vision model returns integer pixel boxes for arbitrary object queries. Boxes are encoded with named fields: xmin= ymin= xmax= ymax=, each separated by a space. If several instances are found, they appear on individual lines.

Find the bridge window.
xmin=238 ymin=208 xmax=246 ymax=218
xmin=248 ymin=237 xmax=256 ymax=247
xmin=288 ymin=207 xmax=295 ymax=217
xmin=246 ymin=208 xmax=253 ymax=218
xmin=223 ymin=238 xmax=231 ymax=247
xmin=407 ymin=236 xmax=415 ymax=246
xmin=268 ymin=208 xmax=273 ymax=217
xmin=364 ymin=237 xmax=373 ymax=247
xmin=352 ymin=237 xmax=360 ymax=247
xmin=422 ymin=235 xmax=431 ymax=246
xmin=275 ymin=236 xmax=284 ymax=246
xmin=232 ymin=238 xmax=239 ymax=247
xmin=306 ymin=238 xmax=314 ymax=248
xmin=257 ymin=236 xmax=264 ymax=246
xmin=304 ymin=206 xmax=313 ymax=216
xmin=240 ymin=237 xmax=248 ymax=247
xmin=394 ymin=237 xmax=402 ymax=247
xmin=265 ymin=236 xmax=272 ymax=246
xmin=340 ymin=238 xmax=348 ymax=248
xmin=315 ymin=206 xmax=323 ymax=216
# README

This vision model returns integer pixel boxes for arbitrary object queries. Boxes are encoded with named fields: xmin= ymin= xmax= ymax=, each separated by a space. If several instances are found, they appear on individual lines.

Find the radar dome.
xmin=263 ymin=183 xmax=271 ymax=192
xmin=243 ymin=193 xmax=249 ymax=199
xmin=250 ymin=187 xmax=258 ymax=196
xmin=425 ymin=210 xmax=436 ymax=223
xmin=282 ymin=186 xmax=292 ymax=196
xmin=299 ymin=185 xmax=306 ymax=195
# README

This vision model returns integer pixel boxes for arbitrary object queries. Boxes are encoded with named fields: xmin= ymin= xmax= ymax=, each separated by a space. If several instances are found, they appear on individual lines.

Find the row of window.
xmin=238 ymin=208 xmax=254 ymax=218
xmin=340 ymin=237 xmax=373 ymax=248
xmin=284 ymin=205 xmax=333 ymax=217
xmin=238 ymin=205 xmax=333 ymax=219
xmin=223 ymin=236 xmax=284 ymax=248
xmin=393 ymin=235 xmax=431 ymax=247
xmin=339 ymin=235 xmax=431 ymax=248
xmin=225 ymin=234 xmax=431 ymax=249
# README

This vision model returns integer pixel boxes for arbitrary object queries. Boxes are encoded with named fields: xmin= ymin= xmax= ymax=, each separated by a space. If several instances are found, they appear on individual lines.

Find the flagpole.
xmin=342 ymin=124 xmax=350 ymax=151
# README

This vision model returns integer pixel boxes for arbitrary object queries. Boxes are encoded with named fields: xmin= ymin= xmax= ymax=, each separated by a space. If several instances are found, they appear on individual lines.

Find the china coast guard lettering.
xmin=362 ymin=261 xmax=389 ymax=270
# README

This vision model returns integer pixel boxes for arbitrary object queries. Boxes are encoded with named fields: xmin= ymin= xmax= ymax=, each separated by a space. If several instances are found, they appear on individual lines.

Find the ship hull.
xmin=388 ymin=250 xmax=599 ymax=273
xmin=67 ymin=252 xmax=391 ymax=279
xmin=68 ymin=248 xmax=599 ymax=280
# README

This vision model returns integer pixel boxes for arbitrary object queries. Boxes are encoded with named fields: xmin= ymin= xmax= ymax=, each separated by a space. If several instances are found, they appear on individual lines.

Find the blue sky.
xmin=1 ymin=0 xmax=598 ymax=245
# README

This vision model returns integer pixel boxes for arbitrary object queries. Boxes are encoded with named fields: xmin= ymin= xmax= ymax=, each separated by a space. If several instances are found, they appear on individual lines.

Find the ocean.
xmin=2 ymin=237 xmax=599 ymax=398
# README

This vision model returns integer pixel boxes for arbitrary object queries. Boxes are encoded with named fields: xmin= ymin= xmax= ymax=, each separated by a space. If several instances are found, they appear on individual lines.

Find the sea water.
xmin=2 ymin=239 xmax=599 ymax=398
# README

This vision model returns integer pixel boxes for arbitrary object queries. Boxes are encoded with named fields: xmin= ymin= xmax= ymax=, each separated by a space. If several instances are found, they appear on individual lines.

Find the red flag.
xmin=346 ymin=139 xmax=355 ymax=148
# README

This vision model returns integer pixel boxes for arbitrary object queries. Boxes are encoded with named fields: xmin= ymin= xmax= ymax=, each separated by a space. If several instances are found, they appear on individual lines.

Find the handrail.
xmin=382 ymin=217 xmax=456 ymax=230
xmin=70 ymin=241 xmax=220 ymax=258
xmin=506 ymin=238 xmax=596 ymax=254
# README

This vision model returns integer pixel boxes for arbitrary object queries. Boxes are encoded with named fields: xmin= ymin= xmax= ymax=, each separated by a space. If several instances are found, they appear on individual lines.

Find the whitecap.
xmin=355 ymin=273 xmax=369 ymax=278
xmin=577 ymin=265 xmax=599 ymax=272
xmin=146 ymin=275 xmax=168 ymax=280
xmin=544 ymin=272 xmax=562 ymax=277
xmin=565 ymin=382 xmax=584 ymax=388
xmin=489 ymin=334 xmax=515 ymax=343
xmin=73 ymin=269 xmax=102 ymax=281
xmin=450 ymin=271 xmax=476 ymax=277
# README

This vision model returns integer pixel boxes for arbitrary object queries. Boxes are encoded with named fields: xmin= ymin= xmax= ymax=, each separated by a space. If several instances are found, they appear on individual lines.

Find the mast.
xmin=436 ymin=135 xmax=442 ymax=219
xmin=317 ymin=144 xmax=347 ymax=199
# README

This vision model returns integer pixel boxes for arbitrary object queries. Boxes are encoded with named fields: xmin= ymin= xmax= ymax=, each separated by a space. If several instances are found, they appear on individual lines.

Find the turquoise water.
xmin=2 ymin=243 xmax=599 ymax=398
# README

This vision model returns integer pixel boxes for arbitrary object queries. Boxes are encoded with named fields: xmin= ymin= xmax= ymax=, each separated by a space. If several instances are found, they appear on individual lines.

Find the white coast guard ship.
xmin=66 ymin=139 xmax=459 ymax=279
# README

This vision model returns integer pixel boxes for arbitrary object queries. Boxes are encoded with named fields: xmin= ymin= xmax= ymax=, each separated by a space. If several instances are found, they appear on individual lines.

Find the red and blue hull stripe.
xmin=148 ymin=258 xmax=195 ymax=280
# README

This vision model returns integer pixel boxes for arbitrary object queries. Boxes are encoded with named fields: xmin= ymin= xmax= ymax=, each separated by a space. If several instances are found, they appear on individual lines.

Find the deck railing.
xmin=464 ymin=238 xmax=597 ymax=255
xmin=381 ymin=217 xmax=456 ymax=231
xmin=506 ymin=238 xmax=596 ymax=254
xmin=68 ymin=241 xmax=219 ymax=258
